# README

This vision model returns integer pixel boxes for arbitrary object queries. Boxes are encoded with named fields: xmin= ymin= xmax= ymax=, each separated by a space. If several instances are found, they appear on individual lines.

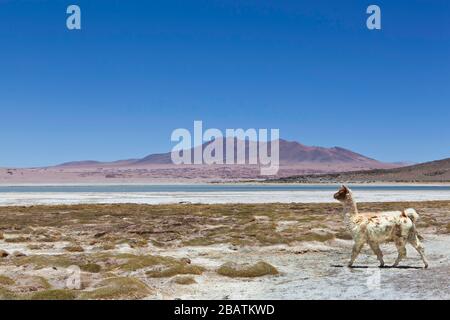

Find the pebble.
xmin=0 ymin=249 xmax=9 ymax=258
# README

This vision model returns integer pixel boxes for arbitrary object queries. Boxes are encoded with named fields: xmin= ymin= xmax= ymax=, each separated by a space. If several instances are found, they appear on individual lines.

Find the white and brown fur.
xmin=334 ymin=185 xmax=428 ymax=268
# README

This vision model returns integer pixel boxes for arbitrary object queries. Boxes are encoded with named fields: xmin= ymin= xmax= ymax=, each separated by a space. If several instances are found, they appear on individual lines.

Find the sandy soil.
xmin=0 ymin=161 xmax=399 ymax=184
xmin=0 ymin=202 xmax=449 ymax=300
xmin=164 ymin=235 xmax=450 ymax=299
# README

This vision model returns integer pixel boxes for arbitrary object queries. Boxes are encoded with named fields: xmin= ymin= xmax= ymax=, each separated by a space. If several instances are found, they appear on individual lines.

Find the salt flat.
xmin=1 ymin=189 xmax=450 ymax=206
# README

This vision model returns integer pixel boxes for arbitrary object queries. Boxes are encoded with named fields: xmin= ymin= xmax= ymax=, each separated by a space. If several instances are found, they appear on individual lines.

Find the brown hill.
xmin=269 ymin=158 xmax=450 ymax=183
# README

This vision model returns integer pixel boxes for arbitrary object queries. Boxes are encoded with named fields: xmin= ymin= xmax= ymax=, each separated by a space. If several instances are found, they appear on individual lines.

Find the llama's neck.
xmin=342 ymin=198 xmax=358 ymax=216
xmin=342 ymin=197 xmax=359 ymax=233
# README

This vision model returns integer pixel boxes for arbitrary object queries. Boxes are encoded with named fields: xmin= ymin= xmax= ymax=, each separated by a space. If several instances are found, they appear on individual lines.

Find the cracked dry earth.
xmin=0 ymin=201 xmax=449 ymax=299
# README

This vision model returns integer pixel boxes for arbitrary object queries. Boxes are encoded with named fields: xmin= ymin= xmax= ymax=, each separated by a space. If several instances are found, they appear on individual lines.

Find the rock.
xmin=0 ymin=232 xmax=4 ymax=240
xmin=0 ymin=250 xmax=9 ymax=258
xmin=94 ymin=231 xmax=107 ymax=238
xmin=180 ymin=258 xmax=191 ymax=264
xmin=12 ymin=251 xmax=26 ymax=257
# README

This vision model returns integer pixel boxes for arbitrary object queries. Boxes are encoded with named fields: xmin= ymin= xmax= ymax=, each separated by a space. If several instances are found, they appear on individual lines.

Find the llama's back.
xmin=359 ymin=209 xmax=419 ymax=223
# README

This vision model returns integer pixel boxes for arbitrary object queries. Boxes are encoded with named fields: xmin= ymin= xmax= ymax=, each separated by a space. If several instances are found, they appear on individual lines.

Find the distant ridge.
xmin=57 ymin=159 xmax=138 ymax=167
xmin=268 ymin=158 xmax=450 ymax=183
xmin=58 ymin=160 xmax=101 ymax=167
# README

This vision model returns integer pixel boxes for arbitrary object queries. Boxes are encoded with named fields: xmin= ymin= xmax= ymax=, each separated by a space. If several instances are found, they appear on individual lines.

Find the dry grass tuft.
xmin=100 ymin=243 xmax=115 ymax=250
xmin=80 ymin=277 xmax=151 ymax=300
xmin=0 ymin=286 xmax=16 ymax=300
xmin=172 ymin=276 xmax=197 ymax=285
xmin=335 ymin=229 xmax=353 ymax=240
xmin=80 ymin=263 xmax=102 ymax=273
xmin=295 ymin=230 xmax=335 ymax=242
xmin=27 ymin=244 xmax=44 ymax=250
xmin=12 ymin=254 xmax=82 ymax=269
xmin=146 ymin=264 xmax=205 ymax=278
xmin=4 ymin=236 xmax=30 ymax=243
xmin=0 ymin=275 xmax=15 ymax=286
xmin=64 ymin=244 xmax=85 ymax=252
xmin=114 ymin=253 xmax=179 ymax=271
xmin=29 ymin=289 xmax=77 ymax=300
xmin=217 ymin=261 xmax=278 ymax=278
xmin=445 ymin=223 xmax=450 ymax=234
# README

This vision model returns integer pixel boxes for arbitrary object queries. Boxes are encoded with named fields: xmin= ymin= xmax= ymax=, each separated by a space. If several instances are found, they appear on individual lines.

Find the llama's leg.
xmin=368 ymin=241 xmax=384 ymax=267
xmin=393 ymin=238 xmax=407 ymax=267
xmin=348 ymin=241 xmax=364 ymax=267
xmin=409 ymin=235 xmax=429 ymax=268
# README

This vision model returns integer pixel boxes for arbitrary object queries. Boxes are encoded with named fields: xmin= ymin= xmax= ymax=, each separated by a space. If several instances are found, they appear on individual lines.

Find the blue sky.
xmin=0 ymin=0 xmax=449 ymax=167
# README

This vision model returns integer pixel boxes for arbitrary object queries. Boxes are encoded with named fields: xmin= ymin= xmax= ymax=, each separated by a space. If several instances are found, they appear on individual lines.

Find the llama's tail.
xmin=404 ymin=208 xmax=424 ymax=241
xmin=404 ymin=208 xmax=419 ymax=223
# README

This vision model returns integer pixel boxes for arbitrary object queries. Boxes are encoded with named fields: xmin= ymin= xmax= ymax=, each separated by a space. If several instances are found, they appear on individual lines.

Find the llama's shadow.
xmin=331 ymin=264 xmax=423 ymax=269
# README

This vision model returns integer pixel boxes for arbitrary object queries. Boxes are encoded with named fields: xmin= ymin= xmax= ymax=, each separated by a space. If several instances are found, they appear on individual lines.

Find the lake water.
xmin=0 ymin=184 xmax=449 ymax=206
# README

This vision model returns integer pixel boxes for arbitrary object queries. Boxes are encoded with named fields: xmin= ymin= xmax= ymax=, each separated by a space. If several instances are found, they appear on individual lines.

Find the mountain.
xmin=67 ymin=138 xmax=394 ymax=168
xmin=269 ymin=158 xmax=450 ymax=183
xmin=277 ymin=140 xmax=381 ymax=164
xmin=1 ymin=139 xmax=410 ymax=183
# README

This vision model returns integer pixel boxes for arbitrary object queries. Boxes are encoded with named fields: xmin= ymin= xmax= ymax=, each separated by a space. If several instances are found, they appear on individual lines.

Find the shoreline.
xmin=1 ymin=192 xmax=450 ymax=206
xmin=1 ymin=184 xmax=450 ymax=206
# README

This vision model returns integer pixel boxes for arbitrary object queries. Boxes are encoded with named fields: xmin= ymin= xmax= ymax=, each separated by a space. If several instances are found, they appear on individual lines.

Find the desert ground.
xmin=0 ymin=201 xmax=449 ymax=300
xmin=0 ymin=161 xmax=398 ymax=184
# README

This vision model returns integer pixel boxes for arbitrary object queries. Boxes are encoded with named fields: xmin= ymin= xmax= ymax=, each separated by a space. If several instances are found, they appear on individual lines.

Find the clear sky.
xmin=0 ymin=0 xmax=449 ymax=167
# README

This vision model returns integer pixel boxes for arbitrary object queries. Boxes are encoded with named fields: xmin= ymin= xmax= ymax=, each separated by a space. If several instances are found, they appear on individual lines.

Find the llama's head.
xmin=333 ymin=185 xmax=353 ymax=203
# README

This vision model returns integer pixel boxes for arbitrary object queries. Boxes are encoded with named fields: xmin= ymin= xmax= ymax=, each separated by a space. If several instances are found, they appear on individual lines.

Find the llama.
xmin=333 ymin=185 xmax=428 ymax=268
